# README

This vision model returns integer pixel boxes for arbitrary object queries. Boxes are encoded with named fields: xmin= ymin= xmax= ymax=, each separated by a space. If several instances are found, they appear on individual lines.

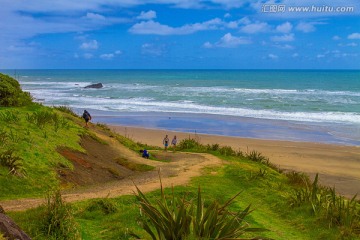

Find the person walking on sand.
xmin=163 ymin=135 xmax=169 ymax=151
xmin=82 ymin=110 xmax=92 ymax=127
xmin=171 ymin=135 xmax=177 ymax=151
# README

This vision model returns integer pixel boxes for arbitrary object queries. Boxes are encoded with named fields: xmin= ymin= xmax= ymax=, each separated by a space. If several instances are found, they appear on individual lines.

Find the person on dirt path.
xmin=82 ymin=110 xmax=92 ymax=127
xmin=171 ymin=135 xmax=177 ymax=151
xmin=163 ymin=135 xmax=169 ymax=151
xmin=142 ymin=149 xmax=150 ymax=159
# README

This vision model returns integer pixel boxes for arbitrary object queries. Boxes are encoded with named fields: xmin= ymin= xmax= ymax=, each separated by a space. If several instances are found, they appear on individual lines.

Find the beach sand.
xmin=110 ymin=125 xmax=360 ymax=198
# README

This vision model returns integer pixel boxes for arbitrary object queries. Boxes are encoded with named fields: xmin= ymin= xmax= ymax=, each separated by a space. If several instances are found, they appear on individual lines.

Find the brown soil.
xmin=57 ymin=135 xmax=133 ymax=186
xmin=0 ymin=126 xmax=223 ymax=212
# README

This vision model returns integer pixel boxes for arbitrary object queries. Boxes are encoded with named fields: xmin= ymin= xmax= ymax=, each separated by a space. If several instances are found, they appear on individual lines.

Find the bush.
xmin=41 ymin=190 xmax=80 ymax=239
xmin=0 ymin=149 xmax=25 ymax=176
xmin=86 ymin=199 xmax=118 ymax=215
xmin=0 ymin=73 xmax=32 ymax=107
xmin=135 ymin=183 xmax=268 ymax=240
xmin=177 ymin=138 xmax=203 ymax=150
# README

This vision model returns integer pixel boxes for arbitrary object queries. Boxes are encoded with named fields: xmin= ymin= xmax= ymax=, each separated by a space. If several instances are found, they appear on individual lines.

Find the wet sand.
xmin=110 ymin=125 xmax=360 ymax=198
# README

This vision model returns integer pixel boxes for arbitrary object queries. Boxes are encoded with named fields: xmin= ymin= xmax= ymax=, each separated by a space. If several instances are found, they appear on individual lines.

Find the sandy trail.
xmin=110 ymin=125 xmax=360 ymax=198
xmin=0 ymin=128 xmax=223 ymax=212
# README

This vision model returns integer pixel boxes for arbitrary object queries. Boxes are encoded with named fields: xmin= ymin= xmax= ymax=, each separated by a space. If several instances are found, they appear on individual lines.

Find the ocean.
xmin=3 ymin=69 xmax=360 ymax=145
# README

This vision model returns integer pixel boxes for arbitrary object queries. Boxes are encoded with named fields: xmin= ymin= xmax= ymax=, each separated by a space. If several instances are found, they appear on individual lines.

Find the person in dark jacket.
xmin=82 ymin=110 xmax=92 ymax=127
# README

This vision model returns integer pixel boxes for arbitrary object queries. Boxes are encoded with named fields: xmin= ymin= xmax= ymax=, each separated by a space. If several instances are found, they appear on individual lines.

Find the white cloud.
xmin=129 ymin=18 xmax=223 ymax=35
xmin=141 ymin=43 xmax=165 ymax=56
xmin=276 ymin=22 xmax=292 ymax=33
xmin=240 ymin=22 xmax=270 ymax=34
xmin=348 ymin=33 xmax=360 ymax=39
xmin=100 ymin=50 xmax=122 ymax=60
xmin=268 ymin=54 xmax=278 ymax=59
xmin=271 ymin=33 xmax=295 ymax=42
xmin=332 ymin=35 xmax=341 ymax=40
xmin=203 ymin=42 xmax=213 ymax=48
xmin=83 ymin=53 xmax=93 ymax=59
xmin=137 ymin=10 xmax=157 ymax=20
xmin=276 ymin=44 xmax=294 ymax=49
xmin=205 ymin=33 xmax=251 ymax=48
xmin=292 ymin=53 xmax=299 ymax=58
xmin=224 ymin=13 xmax=231 ymax=18
xmin=317 ymin=54 xmax=325 ymax=58
xmin=85 ymin=12 xmax=105 ymax=21
xmin=226 ymin=17 xmax=250 ymax=29
xmin=296 ymin=22 xmax=326 ymax=33
xmin=80 ymin=40 xmax=99 ymax=50
xmin=100 ymin=53 xmax=114 ymax=60
xmin=339 ymin=42 xmax=358 ymax=47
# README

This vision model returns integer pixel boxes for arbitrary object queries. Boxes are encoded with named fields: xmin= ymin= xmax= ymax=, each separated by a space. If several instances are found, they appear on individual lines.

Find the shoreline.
xmin=89 ymin=110 xmax=360 ymax=146
xmin=109 ymin=124 xmax=360 ymax=199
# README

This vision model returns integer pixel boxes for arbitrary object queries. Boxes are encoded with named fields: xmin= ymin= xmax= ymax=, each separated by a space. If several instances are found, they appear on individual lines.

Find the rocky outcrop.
xmin=84 ymin=83 xmax=103 ymax=89
xmin=0 ymin=206 xmax=31 ymax=240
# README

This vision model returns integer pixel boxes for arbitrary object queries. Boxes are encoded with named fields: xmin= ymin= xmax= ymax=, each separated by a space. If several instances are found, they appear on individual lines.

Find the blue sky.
xmin=1 ymin=0 xmax=360 ymax=69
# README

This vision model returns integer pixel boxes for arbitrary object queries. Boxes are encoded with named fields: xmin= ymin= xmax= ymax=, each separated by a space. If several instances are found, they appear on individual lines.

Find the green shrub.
xmin=0 ymin=73 xmax=32 ymax=107
xmin=0 ymin=110 xmax=20 ymax=123
xmin=0 ymin=149 xmax=25 ymax=176
xmin=177 ymin=138 xmax=203 ymax=150
xmin=135 ymin=183 xmax=268 ymax=240
xmin=41 ymin=190 xmax=80 ymax=239
xmin=246 ymin=150 xmax=269 ymax=164
xmin=86 ymin=199 xmax=118 ymax=215
xmin=285 ymin=171 xmax=310 ymax=187
xmin=290 ymin=174 xmax=360 ymax=234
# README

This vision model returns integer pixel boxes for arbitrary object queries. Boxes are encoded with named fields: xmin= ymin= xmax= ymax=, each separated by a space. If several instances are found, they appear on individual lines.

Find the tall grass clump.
xmin=53 ymin=106 xmax=78 ymax=117
xmin=290 ymin=174 xmax=360 ymax=235
xmin=85 ymin=198 xmax=118 ymax=215
xmin=177 ymin=138 xmax=204 ymax=151
xmin=41 ymin=189 xmax=80 ymax=239
xmin=135 ymin=180 xmax=268 ymax=240
xmin=0 ymin=128 xmax=8 ymax=146
xmin=26 ymin=110 xmax=69 ymax=131
xmin=285 ymin=171 xmax=311 ymax=187
xmin=0 ymin=149 xmax=25 ymax=176
xmin=0 ymin=110 xmax=20 ymax=123
xmin=0 ymin=73 xmax=32 ymax=107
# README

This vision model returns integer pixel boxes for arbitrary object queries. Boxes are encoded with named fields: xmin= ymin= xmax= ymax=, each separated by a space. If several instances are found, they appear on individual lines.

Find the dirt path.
xmin=0 ymin=127 xmax=223 ymax=212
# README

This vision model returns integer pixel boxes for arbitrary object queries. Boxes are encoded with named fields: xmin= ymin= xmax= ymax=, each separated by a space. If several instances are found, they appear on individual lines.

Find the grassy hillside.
xmin=0 ymin=104 xmax=87 ymax=199
xmin=1 ymin=73 xmax=360 ymax=239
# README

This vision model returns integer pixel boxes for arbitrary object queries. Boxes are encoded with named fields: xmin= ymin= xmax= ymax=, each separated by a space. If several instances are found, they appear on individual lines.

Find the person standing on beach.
xmin=82 ymin=110 xmax=92 ymax=127
xmin=163 ymin=135 xmax=169 ymax=151
xmin=171 ymin=136 xmax=177 ymax=151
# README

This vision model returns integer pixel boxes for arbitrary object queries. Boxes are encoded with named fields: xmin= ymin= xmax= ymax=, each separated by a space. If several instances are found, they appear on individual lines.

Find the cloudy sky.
xmin=1 ymin=0 xmax=359 ymax=69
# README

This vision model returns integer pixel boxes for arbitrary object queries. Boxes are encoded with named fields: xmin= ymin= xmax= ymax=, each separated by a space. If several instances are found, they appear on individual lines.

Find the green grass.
xmin=114 ymin=157 xmax=155 ymax=172
xmin=0 ymin=105 xmax=86 ymax=200
xmin=10 ymin=153 xmax=360 ymax=239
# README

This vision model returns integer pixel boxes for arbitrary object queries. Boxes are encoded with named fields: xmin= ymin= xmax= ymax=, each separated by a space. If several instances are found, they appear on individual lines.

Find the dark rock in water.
xmin=84 ymin=83 xmax=103 ymax=89
xmin=0 ymin=212 xmax=32 ymax=240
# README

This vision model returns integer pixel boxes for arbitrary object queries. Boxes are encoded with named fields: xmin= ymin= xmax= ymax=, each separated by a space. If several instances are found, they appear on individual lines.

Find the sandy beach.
xmin=110 ymin=125 xmax=360 ymax=198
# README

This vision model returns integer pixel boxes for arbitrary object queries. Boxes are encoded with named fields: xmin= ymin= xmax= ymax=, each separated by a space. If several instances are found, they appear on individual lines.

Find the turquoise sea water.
xmin=3 ymin=69 xmax=360 ymax=145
